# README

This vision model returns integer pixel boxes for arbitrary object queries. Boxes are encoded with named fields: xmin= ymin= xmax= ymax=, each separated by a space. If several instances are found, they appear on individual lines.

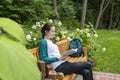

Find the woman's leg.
xmin=76 ymin=62 xmax=93 ymax=80
xmin=55 ymin=61 xmax=93 ymax=80
xmin=78 ymin=69 xmax=93 ymax=80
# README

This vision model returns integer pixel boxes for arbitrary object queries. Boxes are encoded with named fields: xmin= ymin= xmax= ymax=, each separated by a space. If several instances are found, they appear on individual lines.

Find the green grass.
xmin=92 ymin=29 xmax=120 ymax=74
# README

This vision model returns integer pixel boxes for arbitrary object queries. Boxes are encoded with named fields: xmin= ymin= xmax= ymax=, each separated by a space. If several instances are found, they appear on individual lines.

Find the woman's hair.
xmin=41 ymin=23 xmax=54 ymax=38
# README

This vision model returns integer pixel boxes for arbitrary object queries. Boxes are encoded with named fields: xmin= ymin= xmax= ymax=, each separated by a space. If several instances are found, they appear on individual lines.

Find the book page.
xmin=61 ymin=48 xmax=78 ymax=57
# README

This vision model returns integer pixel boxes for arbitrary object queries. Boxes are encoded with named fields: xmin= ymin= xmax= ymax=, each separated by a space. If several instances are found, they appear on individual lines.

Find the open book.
xmin=61 ymin=48 xmax=78 ymax=57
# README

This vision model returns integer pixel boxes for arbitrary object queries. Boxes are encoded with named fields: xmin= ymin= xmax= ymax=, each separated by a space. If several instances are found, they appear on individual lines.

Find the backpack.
xmin=69 ymin=38 xmax=84 ymax=57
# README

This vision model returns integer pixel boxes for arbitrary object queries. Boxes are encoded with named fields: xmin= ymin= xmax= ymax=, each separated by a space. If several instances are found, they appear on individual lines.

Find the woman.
xmin=39 ymin=23 xmax=94 ymax=80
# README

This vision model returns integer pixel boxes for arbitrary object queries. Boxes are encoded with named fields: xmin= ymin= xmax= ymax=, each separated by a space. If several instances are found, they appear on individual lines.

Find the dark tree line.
xmin=0 ymin=0 xmax=120 ymax=29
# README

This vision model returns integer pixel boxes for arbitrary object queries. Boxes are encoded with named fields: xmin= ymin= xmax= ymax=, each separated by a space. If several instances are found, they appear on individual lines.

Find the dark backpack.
xmin=69 ymin=38 xmax=84 ymax=57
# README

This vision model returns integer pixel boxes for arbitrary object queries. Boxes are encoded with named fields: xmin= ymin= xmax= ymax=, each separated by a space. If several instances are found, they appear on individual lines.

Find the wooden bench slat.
xmin=63 ymin=73 xmax=76 ymax=80
xmin=68 ymin=57 xmax=78 ymax=62
xmin=76 ymin=56 xmax=84 ymax=62
xmin=66 ymin=57 xmax=71 ymax=60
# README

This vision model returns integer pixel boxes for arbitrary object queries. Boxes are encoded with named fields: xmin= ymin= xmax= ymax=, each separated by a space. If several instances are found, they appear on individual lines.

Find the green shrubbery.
xmin=23 ymin=18 xmax=63 ymax=49
xmin=23 ymin=18 xmax=99 ymax=54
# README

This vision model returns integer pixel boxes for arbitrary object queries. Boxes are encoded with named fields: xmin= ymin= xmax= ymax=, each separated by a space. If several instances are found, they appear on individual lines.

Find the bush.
xmin=23 ymin=19 xmax=99 ymax=53
xmin=23 ymin=18 xmax=65 ymax=49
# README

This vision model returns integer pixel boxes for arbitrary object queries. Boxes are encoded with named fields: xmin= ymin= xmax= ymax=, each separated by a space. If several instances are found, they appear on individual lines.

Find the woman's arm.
xmin=39 ymin=39 xmax=59 ymax=64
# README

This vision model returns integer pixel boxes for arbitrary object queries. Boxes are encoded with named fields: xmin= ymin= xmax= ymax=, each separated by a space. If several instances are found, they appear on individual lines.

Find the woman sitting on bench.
xmin=39 ymin=23 xmax=94 ymax=80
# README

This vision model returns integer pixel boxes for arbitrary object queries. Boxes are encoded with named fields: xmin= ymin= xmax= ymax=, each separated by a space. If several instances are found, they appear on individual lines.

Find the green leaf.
xmin=0 ymin=18 xmax=40 ymax=80
xmin=0 ymin=18 xmax=26 ymax=44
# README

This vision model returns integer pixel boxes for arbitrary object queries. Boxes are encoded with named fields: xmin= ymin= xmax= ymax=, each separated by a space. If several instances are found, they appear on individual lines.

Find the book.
xmin=61 ymin=48 xmax=78 ymax=57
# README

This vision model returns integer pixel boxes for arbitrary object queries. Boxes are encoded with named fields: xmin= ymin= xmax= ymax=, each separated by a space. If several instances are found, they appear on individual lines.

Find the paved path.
xmin=74 ymin=71 xmax=120 ymax=80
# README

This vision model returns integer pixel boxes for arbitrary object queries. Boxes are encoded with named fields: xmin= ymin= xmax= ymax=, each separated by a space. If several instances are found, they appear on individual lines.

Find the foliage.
xmin=0 ymin=0 xmax=54 ymax=24
xmin=23 ymin=18 xmax=63 ymax=49
xmin=0 ymin=0 xmax=120 ymax=29
xmin=0 ymin=18 xmax=40 ymax=80
xmin=58 ymin=0 xmax=76 ymax=19
xmin=67 ymin=22 xmax=99 ymax=57
xmin=0 ymin=0 xmax=35 ymax=23
xmin=23 ymin=18 xmax=99 ymax=54
xmin=58 ymin=0 xmax=78 ymax=29
xmin=33 ymin=0 xmax=54 ymax=19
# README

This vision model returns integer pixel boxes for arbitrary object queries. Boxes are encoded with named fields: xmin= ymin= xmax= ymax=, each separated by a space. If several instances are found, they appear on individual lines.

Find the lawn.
xmin=92 ymin=29 xmax=120 ymax=74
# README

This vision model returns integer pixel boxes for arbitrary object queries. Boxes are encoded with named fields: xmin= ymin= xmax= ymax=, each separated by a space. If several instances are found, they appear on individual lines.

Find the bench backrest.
xmin=56 ymin=39 xmax=70 ymax=54
xmin=28 ymin=39 xmax=70 ymax=60
xmin=28 ymin=47 xmax=39 ymax=60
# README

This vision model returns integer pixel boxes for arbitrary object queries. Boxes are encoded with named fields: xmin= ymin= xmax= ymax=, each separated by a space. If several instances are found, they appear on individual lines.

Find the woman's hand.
xmin=59 ymin=56 xmax=67 ymax=60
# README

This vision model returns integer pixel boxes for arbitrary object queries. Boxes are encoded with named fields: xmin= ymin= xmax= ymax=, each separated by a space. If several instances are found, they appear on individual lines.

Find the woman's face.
xmin=45 ymin=26 xmax=55 ymax=39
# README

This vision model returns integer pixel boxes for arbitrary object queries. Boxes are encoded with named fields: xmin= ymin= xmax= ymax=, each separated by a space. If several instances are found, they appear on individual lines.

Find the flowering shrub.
xmin=24 ymin=18 xmax=66 ymax=49
xmin=23 ymin=19 xmax=99 ymax=51
xmin=68 ymin=22 xmax=98 ymax=47
xmin=66 ymin=22 xmax=99 ymax=57
xmin=25 ymin=21 xmax=42 ymax=49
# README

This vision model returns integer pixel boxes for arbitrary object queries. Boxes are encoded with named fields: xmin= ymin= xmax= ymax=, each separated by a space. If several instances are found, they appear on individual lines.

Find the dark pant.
xmin=55 ymin=61 xmax=93 ymax=80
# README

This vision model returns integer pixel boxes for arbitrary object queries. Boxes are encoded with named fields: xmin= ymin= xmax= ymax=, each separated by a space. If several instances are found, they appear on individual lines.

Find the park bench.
xmin=28 ymin=39 xmax=91 ymax=80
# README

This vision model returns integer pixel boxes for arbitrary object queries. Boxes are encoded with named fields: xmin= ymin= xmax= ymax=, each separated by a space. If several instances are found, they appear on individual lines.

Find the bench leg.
xmin=48 ymin=70 xmax=56 ymax=80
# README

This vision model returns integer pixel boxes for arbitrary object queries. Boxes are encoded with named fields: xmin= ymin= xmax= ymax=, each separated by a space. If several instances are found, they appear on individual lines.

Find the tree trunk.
xmin=95 ymin=0 xmax=111 ymax=29
xmin=109 ymin=0 xmax=114 ymax=30
xmin=116 ymin=17 xmax=120 ymax=30
xmin=80 ymin=0 xmax=88 ymax=29
xmin=99 ymin=15 xmax=103 ymax=29
xmin=95 ymin=0 xmax=105 ymax=29
xmin=53 ymin=0 xmax=59 ymax=20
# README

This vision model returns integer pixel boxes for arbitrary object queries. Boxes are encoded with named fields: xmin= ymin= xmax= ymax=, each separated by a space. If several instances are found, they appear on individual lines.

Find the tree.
xmin=53 ymin=0 xmax=59 ymax=20
xmin=116 ymin=16 xmax=120 ymax=30
xmin=95 ymin=0 xmax=112 ymax=29
xmin=109 ymin=0 xmax=114 ymax=29
xmin=80 ymin=0 xmax=88 ymax=29
xmin=0 ymin=0 xmax=35 ymax=23
xmin=58 ymin=0 xmax=77 ymax=29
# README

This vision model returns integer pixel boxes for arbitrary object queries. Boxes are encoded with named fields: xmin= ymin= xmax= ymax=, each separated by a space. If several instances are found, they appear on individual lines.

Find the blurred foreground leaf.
xmin=0 ymin=18 xmax=40 ymax=80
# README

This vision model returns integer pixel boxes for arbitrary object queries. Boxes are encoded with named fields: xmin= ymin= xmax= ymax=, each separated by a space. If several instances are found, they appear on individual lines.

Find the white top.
xmin=46 ymin=39 xmax=66 ymax=69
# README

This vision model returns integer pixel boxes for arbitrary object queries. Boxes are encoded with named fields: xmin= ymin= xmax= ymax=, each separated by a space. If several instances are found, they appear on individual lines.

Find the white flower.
xmin=29 ymin=31 xmax=32 ymax=34
xmin=56 ymin=37 xmax=60 ymax=41
xmin=58 ymin=21 xmax=62 ymax=26
xmin=80 ymin=30 xmax=83 ymax=33
xmin=64 ymin=30 xmax=68 ymax=34
xmin=60 ymin=31 xmax=64 ymax=35
xmin=62 ymin=34 xmax=66 ymax=39
xmin=94 ymin=34 xmax=98 ymax=38
xmin=85 ymin=28 xmax=89 ymax=32
xmin=76 ymin=28 xmax=80 ymax=32
xmin=36 ymin=22 xmax=40 ymax=27
xmin=67 ymin=37 xmax=72 ymax=41
xmin=102 ymin=47 xmax=106 ymax=52
xmin=33 ymin=38 xmax=37 ymax=41
xmin=87 ymin=33 xmax=91 ymax=38
xmin=32 ymin=25 xmax=37 ymax=29
xmin=41 ymin=24 xmax=44 ymax=27
xmin=26 ymin=34 xmax=31 ymax=41
xmin=48 ymin=19 xmax=53 ymax=23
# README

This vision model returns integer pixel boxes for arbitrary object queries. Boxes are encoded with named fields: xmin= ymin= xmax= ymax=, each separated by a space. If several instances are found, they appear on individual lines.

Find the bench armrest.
xmin=49 ymin=70 xmax=64 ymax=80
xmin=46 ymin=64 xmax=54 ymax=70
xmin=82 ymin=46 xmax=92 ymax=57
xmin=37 ymin=60 xmax=46 ymax=77
xmin=56 ymin=72 xmax=64 ymax=80
xmin=37 ymin=60 xmax=64 ymax=80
